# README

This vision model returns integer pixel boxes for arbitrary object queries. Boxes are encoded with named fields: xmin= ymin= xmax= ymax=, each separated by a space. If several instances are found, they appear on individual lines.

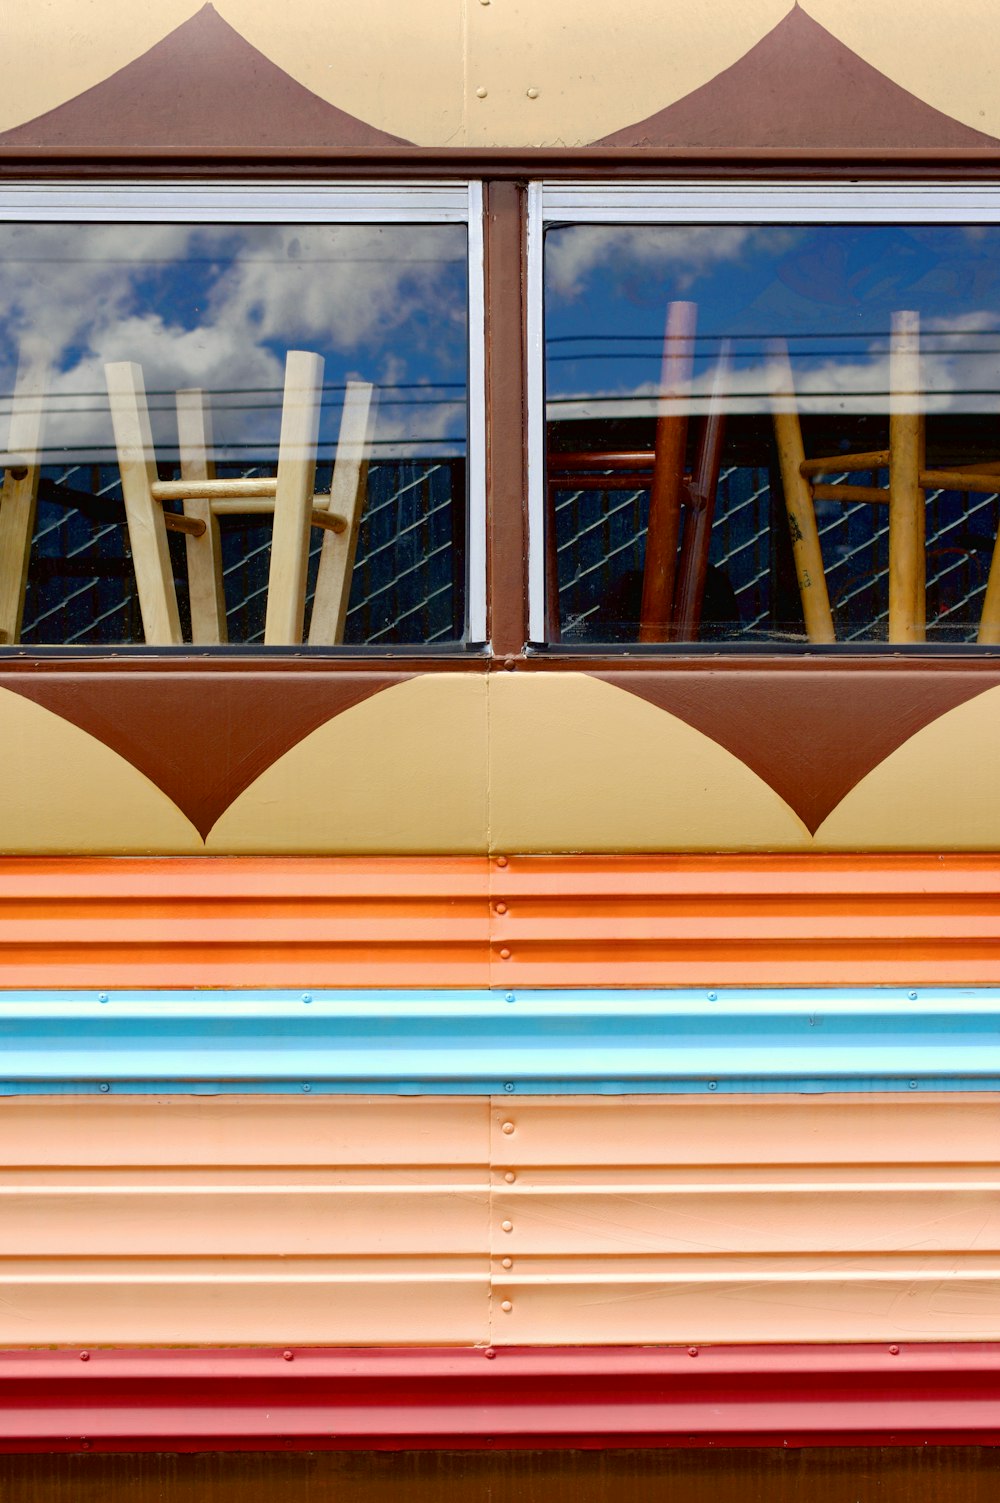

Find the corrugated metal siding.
xmin=493 ymin=856 xmax=1000 ymax=987
xmin=0 ymin=1098 xmax=489 ymax=1345
xmin=4 ymin=988 xmax=1000 ymax=1094
xmin=0 ymin=858 xmax=490 ymax=989
xmin=489 ymin=1096 xmax=1000 ymax=1345
xmin=3 ymin=1344 xmax=1000 ymax=1450
xmin=1 ymin=855 xmax=999 ymax=989
xmin=0 ymin=1095 xmax=997 ymax=1346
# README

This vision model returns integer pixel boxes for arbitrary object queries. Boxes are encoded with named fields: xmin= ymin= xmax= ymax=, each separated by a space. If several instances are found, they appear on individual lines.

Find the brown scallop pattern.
xmin=1 ymin=670 xmax=412 ymax=840
xmin=595 ymin=667 xmax=1000 ymax=835
xmin=0 ymin=3 xmax=410 ymax=148
xmin=596 ymin=5 xmax=999 ymax=148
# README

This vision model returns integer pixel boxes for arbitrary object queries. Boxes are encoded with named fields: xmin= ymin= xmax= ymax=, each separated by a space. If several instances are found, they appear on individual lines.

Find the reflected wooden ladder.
xmin=105 ymin=350 xmax=374 ymax=646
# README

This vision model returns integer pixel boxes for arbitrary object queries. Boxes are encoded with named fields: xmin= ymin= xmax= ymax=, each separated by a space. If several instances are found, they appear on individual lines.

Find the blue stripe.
xmin=0 ymin=987 xmax=998 ymax=1094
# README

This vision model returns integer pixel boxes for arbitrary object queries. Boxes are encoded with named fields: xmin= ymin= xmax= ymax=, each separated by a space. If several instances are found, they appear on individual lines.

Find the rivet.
xmin=526 ymin=87 xmax=539 ymax=98
xmin=496 ymin=903 xmax=508 ymax=915
xmin=475 ymin=85 xmax=488 ymax=98
xmin=505 ymin=992 xmax=515 ymax=1004
xmin=302 ymin=994 xmax=312 ymax=1004
xmin=707 ymin=1081 xmax=718 ymax=1091
xmin=688 ymin=1347 xmax=699 ymax=1357
xmin=80 ymin=1439 xmax=91 ymax=1450
xmin=501 ymin=1121 xmax=515 ymax=1134
xmin=908 ymin=991 xmax=918 ymax=1001
xmin=98 ymin=993 xmax=108 ymax=1004
xmin=485 ymin=1347 xmax=496 ymax=1359
xmin=501 ymin=1300 xmax=513 ymax=1312
xmin=504 ymin=1082 xmax=515 ymax=1093
xmin=889 ymin=1345 xmax=900 ymax=1355
xmin=504 ymin=1171 xmax=515 ymax=1182
xmin=501 ymin=1256 xmax=513 ymax=1269
xmin=99 ymin=1083 xmax=110 ymax=1093
xmin=707 ymin=992 xmax=717 ymax=1002
xmin=908 ymin=1080 xmax=918 ymax=1090
xmin=503 ymin=657 xmax=516 ymax=671
xmin=283 ymin=1350 xmax=294 ymax=1361
xmin=302 ymin=1084 xmax=312 ymax=1093
xmin=79 ymin=1351 xmax=90 ymax=1362
xmin=501 ymin=1220 xmax=513 ymax=1232
xmin=496 ymin=856 xmax=508 ymax=868
xmin=500 ymin=948 xmax=512 ymax=960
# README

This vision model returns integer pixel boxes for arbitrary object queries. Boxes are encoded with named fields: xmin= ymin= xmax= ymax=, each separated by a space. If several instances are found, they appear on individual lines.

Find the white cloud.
xmin=545 ymin=225 xmax=803 ymax=302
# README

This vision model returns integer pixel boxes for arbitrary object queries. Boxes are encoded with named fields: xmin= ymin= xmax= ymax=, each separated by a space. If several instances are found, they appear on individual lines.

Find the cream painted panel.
xmin=463 ymin=0 xmax=787 ymax=146
xmin=491 ymin=1184 xmax=1000 ymax=1255
xmin=488 ymin=673 xmax=810 ymax=854
xmin=0 ymin=687 xmax=201 ymax=854
xmin=494 ymin=1259 xmax=1000 ymax=1345
xmin=0 ymin=1260 xmax=488 ymax=1346
xmin=2 ymin=1186 xmax=489 ymax=1256
xmin=809 ymin=0 xmax=1000 ymax=144
xmin=816 ymin=684 xmax=1000 ymax=849
xmin=0 ymin=1097 xmax=487 ymax=1167
xmin=0 ymin=0 xmax=466 ymax=145
xmin=3 ymin=0 xmax=998 ymax=147
xmin=0 ymin=0 xmax=206 ymax=134
xmin=490 ymin=1096 xmax=1000 ymax=1167
xmin=208 ymin=674 xmax=488 ymax=853
xmin=232 ymin=0 xmax=465 ymax=146
xmin=489 ymin=1094 xmax=1000 ymax=1345
xmin=0 ymin=1096 xmax=491 ymax=1346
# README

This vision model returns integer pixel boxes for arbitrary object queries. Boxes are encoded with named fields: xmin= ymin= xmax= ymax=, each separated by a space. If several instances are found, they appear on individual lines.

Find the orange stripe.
xmin=0 ymin=853 xmax=999 ymax=988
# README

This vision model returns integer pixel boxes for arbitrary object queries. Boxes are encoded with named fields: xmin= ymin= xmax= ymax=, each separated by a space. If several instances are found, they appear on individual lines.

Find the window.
xmin=529 ymin=183 xmax=1000 ymax=648
xmin=0 ymin=183 xmax=485 ymax=649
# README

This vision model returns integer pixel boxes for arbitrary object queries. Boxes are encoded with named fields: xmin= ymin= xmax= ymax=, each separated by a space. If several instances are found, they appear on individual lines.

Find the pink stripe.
xmin=0 ymin=1344 xmax=998 ymax=1451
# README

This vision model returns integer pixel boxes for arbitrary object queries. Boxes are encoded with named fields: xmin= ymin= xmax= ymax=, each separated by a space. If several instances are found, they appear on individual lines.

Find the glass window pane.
xmin=544 ymin=222 xmax=1000 ymax=645
xmin=0 ymin=220 xmax=469 ymax=647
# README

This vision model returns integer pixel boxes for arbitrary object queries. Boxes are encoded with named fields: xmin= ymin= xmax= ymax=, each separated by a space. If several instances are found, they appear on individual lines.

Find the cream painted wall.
xmin=0 ymin=0 xmax=997 ymax=147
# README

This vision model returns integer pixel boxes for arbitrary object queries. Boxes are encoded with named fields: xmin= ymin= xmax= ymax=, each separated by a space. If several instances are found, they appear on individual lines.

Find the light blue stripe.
xmin=0 ymin=987 xmax=999 ymax=1094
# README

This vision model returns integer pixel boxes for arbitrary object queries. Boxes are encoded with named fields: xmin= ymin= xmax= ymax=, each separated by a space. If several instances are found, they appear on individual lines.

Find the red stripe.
xmin=1 ymin=1344 xmax=999 ymax=1452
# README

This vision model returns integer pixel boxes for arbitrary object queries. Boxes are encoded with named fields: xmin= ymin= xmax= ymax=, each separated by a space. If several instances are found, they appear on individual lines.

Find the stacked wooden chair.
xmin=546 ymin=300 xmax=729 ymax=643
xmin=104 ymin=351 xmax=374 ymax=646
xmin=770 ymin=311 xmax=1000 ymax=644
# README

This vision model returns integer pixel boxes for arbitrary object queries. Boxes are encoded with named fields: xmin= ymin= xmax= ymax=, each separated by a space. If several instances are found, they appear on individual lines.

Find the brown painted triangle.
xmin=595 ymin=668 xmax=1000 ymax=834
xmin=2 ymin=670 xmax=411 ymax=840
xmin=596 ymin=4 xmax=999 ymax=148
xmin=0 ymin=3 xmax=409 ymax=148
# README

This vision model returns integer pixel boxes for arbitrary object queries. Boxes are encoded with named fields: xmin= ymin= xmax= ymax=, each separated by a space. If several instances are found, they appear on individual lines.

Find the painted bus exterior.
xmin=1 ymin=2 xmax=1000 ymax=1496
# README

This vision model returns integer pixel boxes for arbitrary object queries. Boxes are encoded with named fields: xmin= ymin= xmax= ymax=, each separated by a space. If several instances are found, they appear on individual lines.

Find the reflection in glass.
xmin=544 ymin=223 xmax=1000 ymax=645
xmin=0 ymin=222 xmax=469 ymax=646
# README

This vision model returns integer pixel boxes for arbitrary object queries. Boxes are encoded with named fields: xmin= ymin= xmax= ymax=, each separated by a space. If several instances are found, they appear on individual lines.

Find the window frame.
xmin=0 ymin=179 xmax=488 ymax=649
xmin=526 ymin=179 xmax=1000 ymax=649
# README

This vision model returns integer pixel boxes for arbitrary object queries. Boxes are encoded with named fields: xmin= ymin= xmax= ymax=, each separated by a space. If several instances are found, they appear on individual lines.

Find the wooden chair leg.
xmin=264 ymin=350 xmax=325 ymax=647
xmin=308 ymin=379 xmax=374 ymax=646
xmin=0 ymin=358 xmax=47 ymax=644
xmin=768 ymin=339 xmax=836 ymax=644
xmin=639 ymin=300 xmax=696 ymax=643
xmin=105 ymin=361 xmax=182 ymax=645
xmin=673 ymin=338 xmax=730 ymax=640
xmin=888 ymin=309 xmax=926 ymax=643
xmin=176 ymin=389 xmax=227 ymax=645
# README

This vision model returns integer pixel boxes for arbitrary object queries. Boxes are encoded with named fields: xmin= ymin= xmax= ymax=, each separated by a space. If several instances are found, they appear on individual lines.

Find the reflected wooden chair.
xmin=105 ymin=351 xmax=374 ymax=646
xmin=770 ymin=310 xmax=1000 ymax=644
xmin=546 ymin=301 xmax=729 ymax=642
xmin=0 ymin=359 xmax=47 ymax=644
